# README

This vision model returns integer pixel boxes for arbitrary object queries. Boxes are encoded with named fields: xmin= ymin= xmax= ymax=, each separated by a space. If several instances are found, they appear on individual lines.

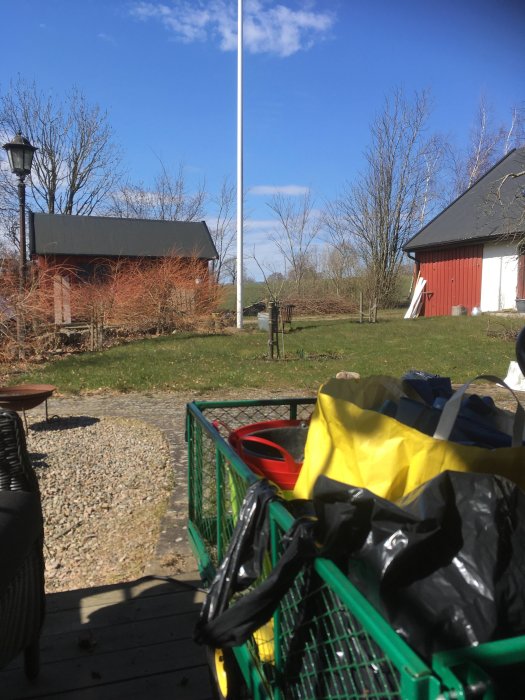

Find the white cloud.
xmin=130 ymin=1 xmax=334 ymax=57
xmin=249 ymin=184 xmax=310 ymax=196
xmin=245 ymin=217 xmax=276 ymax=232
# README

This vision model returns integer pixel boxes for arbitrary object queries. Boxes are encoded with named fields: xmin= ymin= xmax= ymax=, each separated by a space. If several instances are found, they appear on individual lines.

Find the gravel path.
xmin=25 ymin=392 xmax=195 ymax=592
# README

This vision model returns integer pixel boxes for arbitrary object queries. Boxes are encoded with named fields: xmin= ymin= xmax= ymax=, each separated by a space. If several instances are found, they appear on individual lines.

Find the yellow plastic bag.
xmin=293 ymin=374 xmax=525 ymax=501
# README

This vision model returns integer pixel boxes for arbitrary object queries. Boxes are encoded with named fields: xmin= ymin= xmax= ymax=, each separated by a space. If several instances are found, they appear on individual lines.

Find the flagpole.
xmin=236 ymin=0 xmax=243 ymax=329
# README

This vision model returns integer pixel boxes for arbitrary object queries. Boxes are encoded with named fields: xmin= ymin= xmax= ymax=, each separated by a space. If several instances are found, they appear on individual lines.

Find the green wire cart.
xmin=187 ymin=397 xmax=525 ymax=700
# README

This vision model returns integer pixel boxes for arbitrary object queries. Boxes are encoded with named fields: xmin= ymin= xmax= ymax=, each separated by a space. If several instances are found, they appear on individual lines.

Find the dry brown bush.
xmin=0 ymin=255 xmax=221 ymax=363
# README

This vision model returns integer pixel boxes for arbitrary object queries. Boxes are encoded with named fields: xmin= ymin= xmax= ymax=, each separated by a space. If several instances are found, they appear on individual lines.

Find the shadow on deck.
xmin=0 ymin=574 xmax=213 ymax=700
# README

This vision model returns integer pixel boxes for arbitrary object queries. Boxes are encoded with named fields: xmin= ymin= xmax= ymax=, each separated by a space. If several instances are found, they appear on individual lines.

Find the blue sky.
xmin=1 ymin=0 xmax=524 ymax=278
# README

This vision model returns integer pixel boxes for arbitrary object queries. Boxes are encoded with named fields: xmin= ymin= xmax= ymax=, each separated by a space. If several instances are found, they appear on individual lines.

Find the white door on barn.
xmin=480 ymin=242 xmax=519 ymax=311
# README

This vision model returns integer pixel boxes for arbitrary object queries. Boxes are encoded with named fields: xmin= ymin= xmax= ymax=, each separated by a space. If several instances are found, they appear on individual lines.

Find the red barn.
xmin=404 ymin=147 xmax=525 ymax=317
xmin=29 ymin=213 xmax=218 ymax=324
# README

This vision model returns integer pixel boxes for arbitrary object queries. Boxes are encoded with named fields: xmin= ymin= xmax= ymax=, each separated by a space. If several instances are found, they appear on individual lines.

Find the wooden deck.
xmin=0 ymin=574 xmax=213 ymax=700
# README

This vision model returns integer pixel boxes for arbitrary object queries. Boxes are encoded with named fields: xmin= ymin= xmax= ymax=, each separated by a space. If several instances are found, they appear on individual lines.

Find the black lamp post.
xmin=3 ymin=133 xmax=37 ymax=285
xmin=3 ymin=133 xmax=37 ymax=359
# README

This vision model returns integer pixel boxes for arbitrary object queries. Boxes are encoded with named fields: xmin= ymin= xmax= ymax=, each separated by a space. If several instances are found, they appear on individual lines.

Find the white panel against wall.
xmin=480 ymin=241 xmax=518 ymax=311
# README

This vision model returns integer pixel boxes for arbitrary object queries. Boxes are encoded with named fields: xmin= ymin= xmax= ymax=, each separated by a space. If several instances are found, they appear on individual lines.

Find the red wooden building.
xmin=404 ymin=147 xmax=525 ymax=317
xmin=29 ymin=213 xmax=218 ymax=324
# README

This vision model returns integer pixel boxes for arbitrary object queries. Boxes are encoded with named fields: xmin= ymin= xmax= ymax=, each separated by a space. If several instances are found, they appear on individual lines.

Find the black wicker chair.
xmin=0 ymin=408 xmax=45 ymax=680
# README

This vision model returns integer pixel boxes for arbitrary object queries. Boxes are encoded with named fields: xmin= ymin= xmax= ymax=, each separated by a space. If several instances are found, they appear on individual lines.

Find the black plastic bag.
xmin=195 ymin=479 xmax=276 ymax=630
xmin=194 ymin=479 xmax=316 ymax=647
xmin=314 ymin=471 xmax=525 ymax=661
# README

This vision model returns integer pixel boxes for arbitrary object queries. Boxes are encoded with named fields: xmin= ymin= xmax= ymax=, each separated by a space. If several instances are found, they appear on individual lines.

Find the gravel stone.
xmin=27 ymin=416 xmax=172 ymax=592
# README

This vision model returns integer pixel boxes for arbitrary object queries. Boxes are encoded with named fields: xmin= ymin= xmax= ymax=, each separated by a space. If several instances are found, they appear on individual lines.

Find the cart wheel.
xmin=206 ymin=646 xmax=249 ymax=700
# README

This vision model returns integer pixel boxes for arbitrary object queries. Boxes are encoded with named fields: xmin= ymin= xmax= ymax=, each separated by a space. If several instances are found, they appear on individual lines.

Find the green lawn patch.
xmin=15 ymin=315 xmax=520 ymax=395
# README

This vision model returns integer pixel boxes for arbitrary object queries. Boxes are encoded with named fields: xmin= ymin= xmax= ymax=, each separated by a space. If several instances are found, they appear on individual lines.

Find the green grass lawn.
xmin=13 ymin=313 xmax=523 ymax=395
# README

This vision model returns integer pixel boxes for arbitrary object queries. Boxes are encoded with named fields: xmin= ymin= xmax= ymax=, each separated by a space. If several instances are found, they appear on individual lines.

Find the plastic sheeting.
xmin=314 ymin=471 xmax=525 ymax=660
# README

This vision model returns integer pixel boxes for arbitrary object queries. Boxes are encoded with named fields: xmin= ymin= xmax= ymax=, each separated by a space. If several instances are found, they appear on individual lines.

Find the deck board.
xmin=0 ymin=574 xmax=213 ymax=700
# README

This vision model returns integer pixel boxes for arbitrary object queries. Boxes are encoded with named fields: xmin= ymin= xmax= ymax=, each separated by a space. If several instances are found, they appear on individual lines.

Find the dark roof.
xmin=30 ymin=213 xmax=218 ymax=260
xmin=404 ymin=147 xmax=525 ymax=253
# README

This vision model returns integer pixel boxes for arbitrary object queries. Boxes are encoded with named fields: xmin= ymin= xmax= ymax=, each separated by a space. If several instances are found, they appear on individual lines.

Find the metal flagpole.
xmin=236 ymin=0 xmax=244 ymax=329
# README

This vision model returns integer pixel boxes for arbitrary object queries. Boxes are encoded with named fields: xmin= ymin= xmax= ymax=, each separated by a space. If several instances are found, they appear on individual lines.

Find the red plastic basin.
xmin=229 ymin=419 xmax=309 ymax=490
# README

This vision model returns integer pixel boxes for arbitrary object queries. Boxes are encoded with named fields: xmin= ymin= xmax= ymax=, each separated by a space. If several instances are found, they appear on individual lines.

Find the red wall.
xmin=417 ymin=245 xmax=483 ymax=316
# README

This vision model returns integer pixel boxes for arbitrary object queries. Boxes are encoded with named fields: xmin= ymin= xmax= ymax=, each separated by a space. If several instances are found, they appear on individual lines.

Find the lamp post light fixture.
xmin=3 ymin=133 xmax=37 ymax=284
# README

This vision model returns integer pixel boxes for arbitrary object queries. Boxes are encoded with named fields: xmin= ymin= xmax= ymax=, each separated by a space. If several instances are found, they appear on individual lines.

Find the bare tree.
xmin=0 ymin=77 xmax=123 ymax=218
xmin=251 ymin=251 xmax=287 ymax=302
xmin=267 ymin=191 xmax=322 ymax=294
xmin=325 ymin=89 xmax=442 ymax=307
xmin=0 ymin=166 xmax=18 ymax=250
xmin=319 ymin=242 xmax=359 ymax=296
xmin=109 ymin=161 xmax=206 ymax=222
xmin=220 ymin=256 xmax=237 ymax=285
xmin=492 ymin=163 xmax=525 ymax=241
xmin=419 ymin=133 xmax=449 ymax=221
xmin=322 ymin=202 xmax=360 ymax=293
xmin=221 ymin=255 xmax=255 ymax=287
xmin=207 ymin=177 xmax=236 ymax=283
xmin=450 ymin=99 xmax=525 ymax=198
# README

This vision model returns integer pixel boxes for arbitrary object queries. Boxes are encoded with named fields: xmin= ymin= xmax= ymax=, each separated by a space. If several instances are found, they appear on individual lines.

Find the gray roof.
xmin=404 ymin=147 xmax=525 ymax=252
xmin=30 ymin=213 xmax=218 ymax=260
